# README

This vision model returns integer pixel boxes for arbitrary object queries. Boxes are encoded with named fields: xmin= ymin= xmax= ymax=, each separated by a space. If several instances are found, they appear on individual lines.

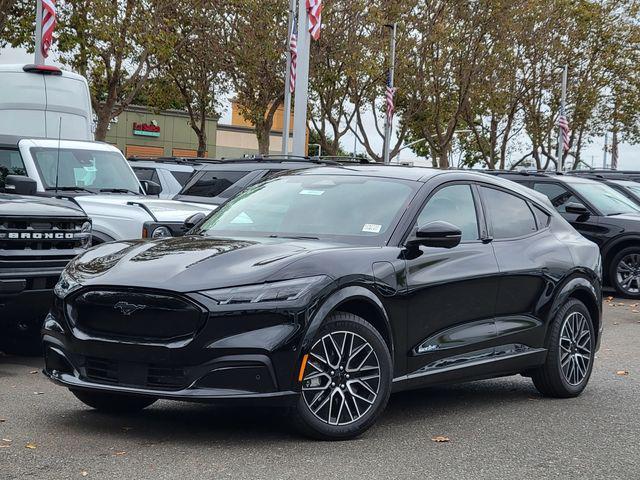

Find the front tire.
xmin=610 ymin=247 xmax=640 ymax=298
xmin=532 ymin=299 xmax=595 ymax=398
xmin=71 ymin=390 xmax=156 ymax=413
xmin=293 ymin=312 xmax=392 ymax=440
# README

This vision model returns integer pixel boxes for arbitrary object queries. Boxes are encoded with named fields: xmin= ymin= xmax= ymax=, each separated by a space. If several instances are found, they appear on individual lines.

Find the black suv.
xmin=567 ymin=171 xmax=640 ymax=205
xmin=173 ymin=156 xmax=332 ymax=208
xmin=44 ymin=166 xmax=601 ymax=439
xmin=0 ymin=192 xmax=90 ymax=354
xmin=488 ymin=171 xmax=640 ymax=297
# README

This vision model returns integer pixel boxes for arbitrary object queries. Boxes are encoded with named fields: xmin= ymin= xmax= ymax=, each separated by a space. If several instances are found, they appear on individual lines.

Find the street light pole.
xmin=382 ymin=23 xmax=397 ymax=165
xmin=292 ymin=1 xmax=311 ymax=156
xmin=34 ymin=0 xmax=44 ymax=65
xmin=281 ymin=0 xmax=296 ymax=155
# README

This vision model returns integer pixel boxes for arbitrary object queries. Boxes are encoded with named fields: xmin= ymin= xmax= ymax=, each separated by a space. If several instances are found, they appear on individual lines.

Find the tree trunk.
xmin=256 ymin=125 xmax=270 ymax=155
xmin=94 ymin=107 xmax=112 ymax=142
xmin=438 ymin=149 xmax=449 ymax=169
xmin=197 ymin=132 xmax=207 ymax=157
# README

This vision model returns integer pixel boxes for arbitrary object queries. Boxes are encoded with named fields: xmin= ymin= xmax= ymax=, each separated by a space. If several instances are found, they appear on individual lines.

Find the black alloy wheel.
xmin=293 ymin=312 xmax=392 ymax=440
xmin=611 ymin=247 xmax=640 ymax=298
xmin=531 ymin=299 xmax=595 ymax=398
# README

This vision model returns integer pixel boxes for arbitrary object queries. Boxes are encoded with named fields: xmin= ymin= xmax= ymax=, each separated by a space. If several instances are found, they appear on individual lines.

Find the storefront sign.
xmin=133 ymin=121 xmax=160 ymax=137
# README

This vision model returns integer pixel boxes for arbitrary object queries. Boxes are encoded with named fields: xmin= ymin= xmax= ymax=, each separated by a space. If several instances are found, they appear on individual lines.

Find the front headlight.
xmin=201 ymin=275 xmax=329 ymax=305
xmin=54 ymin=270 xmax=81 ymax=299
xmin=151 ymin=226 xmax=172 ymax=238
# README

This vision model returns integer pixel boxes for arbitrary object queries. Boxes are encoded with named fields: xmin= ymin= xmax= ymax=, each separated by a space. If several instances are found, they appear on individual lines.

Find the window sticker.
xmin=230 ymin=212 xmax=254 ymax=224
xmin=362 ymin=224 xmax=382 ymax=233
xmin=299 ymin=189 xmax=325 ymax=196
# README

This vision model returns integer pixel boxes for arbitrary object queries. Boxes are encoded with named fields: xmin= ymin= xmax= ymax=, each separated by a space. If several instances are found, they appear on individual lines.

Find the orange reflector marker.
xmin=298 ymin=354 xmax=309 ymax=382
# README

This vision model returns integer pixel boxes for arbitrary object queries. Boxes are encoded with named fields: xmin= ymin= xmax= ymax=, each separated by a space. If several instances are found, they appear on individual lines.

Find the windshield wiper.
xmin=45 ymin=186 xmax=95 ymax=194
xmin=268 ymin=234 xmax=320 ymax=240
xmin=99 ymin=188 xmax=140 ymax=194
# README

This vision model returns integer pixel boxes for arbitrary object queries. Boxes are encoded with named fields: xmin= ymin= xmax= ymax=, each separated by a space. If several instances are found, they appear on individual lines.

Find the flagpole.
xmin=35 ymin=0 xmax=44 ymax=65
xmin=281 ymin=0 xmax=296 ymax=155
xmin=556 ymin=65 xmax=567 ymax=172
xmin=292 ymin=1 xmax=311 ymax=156
xmin=383 ymin=23 xmax=397 ymax=165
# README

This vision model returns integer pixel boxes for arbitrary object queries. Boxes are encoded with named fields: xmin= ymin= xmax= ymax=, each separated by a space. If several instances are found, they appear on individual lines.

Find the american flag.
xmin=558 ymin=110 xmax=570 ymax=153
xmin=41 ymin=0 xmax=57 ymax=59
xmin=289 ymin=23 xmax=298 ymax=94
xmin=306 ymin=0 xmax=323 ymax=41
xmin=385 ymin=71 xmax=396 ymax=123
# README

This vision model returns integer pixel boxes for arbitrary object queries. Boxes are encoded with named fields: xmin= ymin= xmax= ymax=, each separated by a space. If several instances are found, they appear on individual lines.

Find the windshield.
xmin=196 ymin=174 xmax=417 ymax=245
xmin=30 ymin=147 xmax=141 ymax=193
xmin=571 ymin=182 xmax=640 ymax=215
xmin=614 ymin=181 xmax=640 ymax=198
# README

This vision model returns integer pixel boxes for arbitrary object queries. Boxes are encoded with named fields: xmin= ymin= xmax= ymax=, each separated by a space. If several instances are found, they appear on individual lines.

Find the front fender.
xmin=300 ymin=285 xmax=394 ymax=360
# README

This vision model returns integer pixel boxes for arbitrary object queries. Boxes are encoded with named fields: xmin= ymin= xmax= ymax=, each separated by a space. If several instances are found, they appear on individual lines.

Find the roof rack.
xmin=219 ymin=154 xmax=339 ymax=165
xmin=127 ymin=156 xmax=222 ymax=164
xmin=312 ymin=155 xmax=374 ymax=164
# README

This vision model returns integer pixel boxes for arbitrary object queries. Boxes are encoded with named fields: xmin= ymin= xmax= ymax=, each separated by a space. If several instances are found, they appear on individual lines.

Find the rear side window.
xmin=533 ymin=182 xmax=579 ymax=213
xmin=533 ymin=206 xmax=551 ymax=229
xmin=416 ymin=184 xmax=479 ymax=241
xmin=481 ymin=187 xmax=537 ymax=239
xmin=0 ymin=148 xmax=27 ymax=188
xmin=170 ymin=170 xmax=194 ymax=186
xmin=181 ymin=171 xmax=250 ymax=197
xmin=132 ymin=167 xmax=156 ymax=182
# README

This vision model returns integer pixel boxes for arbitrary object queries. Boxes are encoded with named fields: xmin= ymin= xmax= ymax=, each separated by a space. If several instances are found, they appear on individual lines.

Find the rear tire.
xmin=532 ymin=299 xmax=595 ymax=398
xmin=610 ymin=247 xmax=640 ymax=298
xmin=292 ymin=312 xmax=392 ymax=440
xmin=71 ymin=390 xmax=156 ymax=413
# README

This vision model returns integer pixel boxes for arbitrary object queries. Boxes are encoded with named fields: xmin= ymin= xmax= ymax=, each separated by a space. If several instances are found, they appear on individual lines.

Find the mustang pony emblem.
xmin=114 ymin=301 xmax=147 ymax=316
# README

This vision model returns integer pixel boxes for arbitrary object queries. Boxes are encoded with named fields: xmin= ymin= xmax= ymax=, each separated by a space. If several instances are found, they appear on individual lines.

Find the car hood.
xmin=73 ymin=195 xmax=214 ymax=221
xmin=67 ymin=235 xmax=345 ymax=292
xmin=601 ymin=212 xmax=640 ymax=223
xmin=0 ymin=193 xmax=86 ymax=217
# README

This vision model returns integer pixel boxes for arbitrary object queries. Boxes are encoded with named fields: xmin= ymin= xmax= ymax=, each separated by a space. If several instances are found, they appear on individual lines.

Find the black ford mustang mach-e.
xmin=43 ymin=166 xmax=602 ymax=439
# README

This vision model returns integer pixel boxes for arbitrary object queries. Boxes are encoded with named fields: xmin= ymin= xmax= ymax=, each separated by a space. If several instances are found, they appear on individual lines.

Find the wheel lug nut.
xmin=345 ymin=374 xmax=350 ymax=379
xmin=339 ymin=366 xmax=343 ymax=371
xmin=330 ymin=370 xmax=335 ymax=375
xmin=331 ymin=382 xmax=336 ymax=387
xmin=340 ymin=384 xmax=345 ymax=389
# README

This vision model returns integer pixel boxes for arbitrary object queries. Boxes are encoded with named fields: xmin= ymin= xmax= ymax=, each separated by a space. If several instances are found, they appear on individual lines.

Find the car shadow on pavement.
xmin=46 ymin=377 xmax=543 ymax=443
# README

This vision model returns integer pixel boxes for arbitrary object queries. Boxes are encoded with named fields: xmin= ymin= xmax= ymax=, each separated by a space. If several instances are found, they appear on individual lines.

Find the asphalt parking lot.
xmin=1 ymin=297 xmax=638 ymax=480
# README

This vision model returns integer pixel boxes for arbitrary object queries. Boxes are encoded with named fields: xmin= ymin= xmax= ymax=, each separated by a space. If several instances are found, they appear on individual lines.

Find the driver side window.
xmin=416 ymin=184 xmax=479 ymax=241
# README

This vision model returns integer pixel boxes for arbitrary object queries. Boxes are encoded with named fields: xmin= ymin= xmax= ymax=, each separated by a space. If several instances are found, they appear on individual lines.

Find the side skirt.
xmin=391 ymin=347 xmax=547 ymax=393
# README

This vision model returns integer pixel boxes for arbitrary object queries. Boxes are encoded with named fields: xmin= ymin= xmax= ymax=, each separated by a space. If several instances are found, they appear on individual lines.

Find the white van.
xmin=0 ymin=64 xmax=93 ymax=141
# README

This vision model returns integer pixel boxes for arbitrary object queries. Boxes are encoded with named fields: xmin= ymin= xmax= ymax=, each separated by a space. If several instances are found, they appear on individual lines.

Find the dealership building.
xmin=104 ymin=102 xmax=294 ymax=158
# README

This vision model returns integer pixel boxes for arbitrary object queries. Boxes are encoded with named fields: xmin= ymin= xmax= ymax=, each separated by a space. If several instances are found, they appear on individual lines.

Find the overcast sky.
xmin=2 ymin=46 xmax=638 ymax=169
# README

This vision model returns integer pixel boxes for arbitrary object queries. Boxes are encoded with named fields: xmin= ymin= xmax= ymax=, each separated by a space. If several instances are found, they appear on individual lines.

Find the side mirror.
xmin=184 ymin=212 xmax=206 ymax=230
xmin=4 ymin=175 xmax=37 ymax=196
xmin=565 ymin=202 xmax=589 ymax=215
xmin=140 ymin=180 xmax=162 ymax=196
xmin=406 ymin=221 xmax=462 ymax=249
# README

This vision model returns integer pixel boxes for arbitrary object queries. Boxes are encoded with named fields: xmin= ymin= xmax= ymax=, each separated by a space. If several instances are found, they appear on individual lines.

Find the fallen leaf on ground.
xmin=33 ymin=392 xmax=44 ymax=395
xmin=0 ymin=445 xmax=10 ymax=449
xmin=2 ymin=438 xmax=11 ymax=443
xmin=113 ymin=451 xmax=126 ymax=456
xmin=29 ymin=370 xmax=38 ymax=374
xmin=25 ymin=442 xmax=37 ymax=449
xmin=0 ymin=418 xmax=5 ymax=423
xmin=80 ymin=470 xmax=88 ymax=477
xmin=431 ymin=435 xmax=450 ymax=443
xmin=616 ymin=370 xmax=629 ymax=376
xmin=613 ymin=322 xmax=619 ymax=325
xmin=632 ymin=310 xmax=639 ymax=313
xmin=607 ymin=296 xmax=614 ymax=301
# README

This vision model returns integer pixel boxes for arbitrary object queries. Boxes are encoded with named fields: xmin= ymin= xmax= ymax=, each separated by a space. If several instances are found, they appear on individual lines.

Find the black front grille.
xmin=83 ymin=356 xmax=187 ymax=390
xmin=0 ymin=216 xmax=88 ymax=251
xmin=68 ymin=289 xmax=204 ymax=341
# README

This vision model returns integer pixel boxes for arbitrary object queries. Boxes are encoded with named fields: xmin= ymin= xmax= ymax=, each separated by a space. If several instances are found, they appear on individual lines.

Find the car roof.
xmin=128 ymin=160 xmax=195 ymax=172
xmin=0 ymin=64 xmax=87 ymax=82
xmin=484 ymin=170 xmax=604 ymax=186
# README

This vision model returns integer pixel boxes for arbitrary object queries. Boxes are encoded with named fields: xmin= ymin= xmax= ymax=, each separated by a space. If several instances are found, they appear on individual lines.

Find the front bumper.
xmin=42 ymin=289 xmax=309 ymax=405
